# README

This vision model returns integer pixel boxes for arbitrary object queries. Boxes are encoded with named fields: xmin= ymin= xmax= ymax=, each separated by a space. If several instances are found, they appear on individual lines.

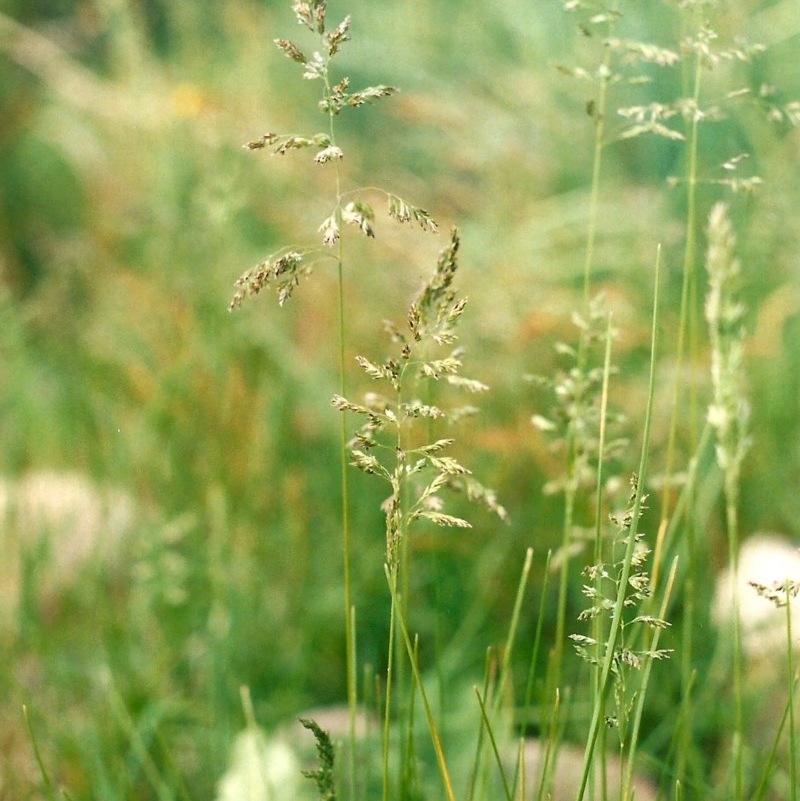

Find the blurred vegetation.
xmin=1 ymin=0 xmax=799 ymax=798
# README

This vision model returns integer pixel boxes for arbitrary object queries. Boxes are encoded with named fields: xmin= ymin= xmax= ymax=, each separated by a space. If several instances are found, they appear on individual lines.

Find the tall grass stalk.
xmin=320 ymin=17 xmax=356 ymax=793
xmin=522 ymin=549 xmax=552 ymax=729
xmin=550 ymin=3 xmax=621 ymax=695
xmin=580 ymin=15 xmax=615 ymax=307
xmin=658 ymin=13 xmax=712 ymax=789
xmin=494 ymin=546 xmax=534 ymax=719
xmin=660 ymin=6 xmax=705 ymax=520
xmin=466 ymin=652 xmax=496 ymax=801
xmin=591 ymin=315 xmax=615 ymax=720
xmin=381 ymin=571 xmax=397 ymax=801
xmin=335 ymin=227 xmax=504 ymax=799
xmin=575 ymin=246 xmax=661 ymax=801
xmin=587 ymin=313 xmax=615 ymax=801
xmin=705 ymin=201 xmax=750 ymax=800
xmin=335 ymin=214 xmax=357 ymax=801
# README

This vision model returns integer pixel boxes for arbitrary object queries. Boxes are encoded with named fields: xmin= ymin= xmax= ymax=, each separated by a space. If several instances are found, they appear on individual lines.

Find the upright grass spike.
xmin=298 ymin=718 xmax=337 ymax=801
xmin=705 ymin=201 xmax=750 ymax=801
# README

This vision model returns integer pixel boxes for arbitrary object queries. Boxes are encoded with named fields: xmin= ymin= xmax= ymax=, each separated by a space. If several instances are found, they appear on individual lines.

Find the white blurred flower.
xmin=215 ymin=728 xmax=302 ymax=801
xmin=713 ymin=533 xmax=800 ymax=660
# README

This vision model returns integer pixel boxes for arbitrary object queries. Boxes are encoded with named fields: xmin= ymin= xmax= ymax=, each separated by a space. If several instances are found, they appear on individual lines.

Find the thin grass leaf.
xmin=474 ymin=687 xmax=514 ymax=801
xmin=23 ymin=705 xmax=59 ymax=801
xmin=385 ymin=565 xmax=457 ymax=801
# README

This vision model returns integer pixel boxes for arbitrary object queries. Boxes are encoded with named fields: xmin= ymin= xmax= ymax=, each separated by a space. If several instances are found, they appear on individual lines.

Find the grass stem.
xmin=575 ymin=245 xmax=661 ymax=801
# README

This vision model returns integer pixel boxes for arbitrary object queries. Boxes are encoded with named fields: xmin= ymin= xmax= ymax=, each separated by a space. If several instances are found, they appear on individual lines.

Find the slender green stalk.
xmin=726 ymin=477 xmax=744 ymax=801
xmin=591 ymin=317 xmax=615 ymax=711
xmin=536 ymin=690 xmax=562 ymax=801
xmin=321 ymin=56 xmax=359 ymax=800
xmin=513 ymin=737 xmax=526 ymax=801
xmin=661 ymin=16 xmax=704 ymax=788
xmin=401 ymin=636 xmax=420 ymax=800
xmin=575 ymin=247 xmax=660 ymax=801
xmin=590 ymin=315 xmax=615 ymax=801
xmin=752 ymin=672 xmax=799 ymax=801
xmin=475 ymin=687 xmax=514 ymax=801
xmin=385 ymin=563 xmax=457 ymax=801
xmin=552 ymin=10 xmax=616 ymax=693
xmin=336 ymin=252 xmax=358 ymax=797
xmin=466 ymin=650 xmax=497 ymax=801
xmin=661 ymin=0 xmax=704 ymax=520
xmin=551 ymin=476 xmax=577 ymax=689
xmin=582 ymin=38 xmax=613 ymax=306
xmin=382 ymin=568 xmax=397 ymax=801
xmin=23 ymin=705 xmax=59 ymax=801
xmin=623 ymin=556 xmax=678 ymax=800
xmin=494 ymin=547 xmax=534 ymax=718
xmin=522 ymin=549 xmax=552 ymax=731
xmin=785 ymin=588 xmax=797 ymax=801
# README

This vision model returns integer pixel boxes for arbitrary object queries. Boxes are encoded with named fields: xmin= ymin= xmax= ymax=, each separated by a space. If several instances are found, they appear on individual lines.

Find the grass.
xmin=1 ymin=0 xmax=800 ymax=799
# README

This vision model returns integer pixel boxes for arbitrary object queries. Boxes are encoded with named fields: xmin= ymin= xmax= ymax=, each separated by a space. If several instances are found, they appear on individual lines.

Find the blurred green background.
xmin=1 ymin=0 xmax=799 ymax=798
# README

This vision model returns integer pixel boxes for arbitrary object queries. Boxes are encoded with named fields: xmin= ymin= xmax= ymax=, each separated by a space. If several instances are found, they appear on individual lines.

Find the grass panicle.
xmin=299 ymin=718 xmax=337 ymax=801
xmin=705 ymin=200 xmax=750 ymax=800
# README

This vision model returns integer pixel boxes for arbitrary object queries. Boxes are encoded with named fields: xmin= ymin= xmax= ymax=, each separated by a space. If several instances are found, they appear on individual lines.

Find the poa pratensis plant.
xmin=230 ymin=3 xmax=503 ymax=799
xmin=334 ymin=228 xmax=507 ymax=799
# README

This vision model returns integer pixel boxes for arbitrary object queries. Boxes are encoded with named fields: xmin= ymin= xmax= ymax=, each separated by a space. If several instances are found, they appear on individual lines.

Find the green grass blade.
xmin=385 ymin=563 xmax=456 ymax=801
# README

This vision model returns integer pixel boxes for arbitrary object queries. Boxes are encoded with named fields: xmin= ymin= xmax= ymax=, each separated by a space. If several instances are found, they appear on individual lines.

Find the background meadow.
xmin=1 ymin=0 xmax=800 ymax=799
